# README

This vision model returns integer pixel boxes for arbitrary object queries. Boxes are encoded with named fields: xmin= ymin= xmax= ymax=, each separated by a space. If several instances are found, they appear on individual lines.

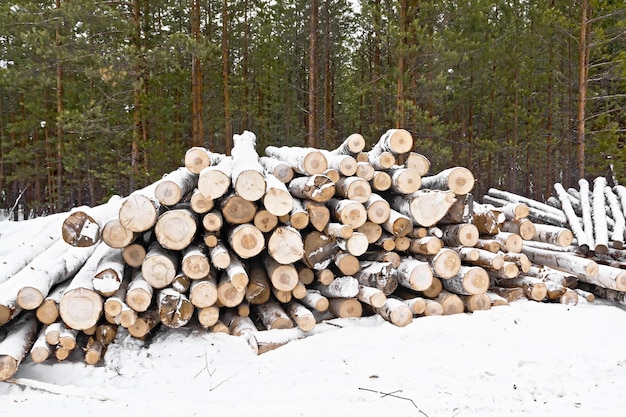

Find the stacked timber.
xmin=1 ymin=128 xmax=621 ymax=381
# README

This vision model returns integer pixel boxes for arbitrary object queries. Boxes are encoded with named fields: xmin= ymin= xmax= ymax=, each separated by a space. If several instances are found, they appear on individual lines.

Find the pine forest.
xmin=0 ymin=0 xmax=624 ymax=217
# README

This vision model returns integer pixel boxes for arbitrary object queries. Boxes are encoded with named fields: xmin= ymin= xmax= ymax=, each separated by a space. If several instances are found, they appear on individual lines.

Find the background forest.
xmin=0 ymin=0 xmax=624 ymax=217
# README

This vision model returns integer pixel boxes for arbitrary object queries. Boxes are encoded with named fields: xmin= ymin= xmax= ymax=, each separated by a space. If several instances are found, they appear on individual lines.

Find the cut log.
xmin=189 ymin=272 xmax=218 ymax=308
xmin=500 ymin=219 xmax=536 ymax=241
xmin=486 ymin=261 xmax=519 ymax=280
xmin=91 ymin=247 xmax=125 ymax=298
xmin=421 ymin=167 xmax=474 ymax=196
xmin=295 ymin=264 xmax=315 ymax=285
xmin=453 ymin=246 xmax=480 ymax=262
xmin=184 ymin=146 xmax=225 ymax=174
xmin=396 ymin=257 xmax=433 ymax=292
xmin=485 ymin=291 xmax=509 ymax=307
xmin=141 ymin=241 xmax=179 ymax=289
xmin=368 ymin=151 xmax=395 ymax=169
xmin=264 ymin=257 xmax=299 ymax=292
xmin=388 ymin=167 xmax=421 ymax=195
xmin=438 ymin=194 xmax=473 ymax=225
xmin=288 ymin=174 xmax=335 ymax=203
xmin=127 ymin=309 xmax=159 ymax=339
xmin=460 ymin=248 xmax=504 ymax=270
xmin=207 ymin=240 xmax=230 ymax=270
xmin=224 ymin=256 xmax=249 ymax=291
xmin=334 ymin=177 xmax=372 ymax=203
xmin=324 ymin=222 xmax=354 ymax=239
xmin=61 ymin=196 xmax=123 ymax=247
xmin=30 ymin=327 xmax=52 ymax=363
xmin=490 ymin=286 xmax=526 ymax=303
xmin=340 ymin=232 xmax=369 ymax=257
xmin=474 ymin=238 xmax=502 ymax=253
xmin=544 ymin=188 xmax=580 ymax=241
xmin=118 ymin=193 xmax=162 ymax=233
xmin=291 ymin=281 xmax=307 ymax=299
xmin=577 ymin=283 xmax=625 ymax=305
xmin=317 ymin=276 xmax=359 ymax=298
xmin=522 ymin=245 xmax=599 ymax=279
xmin=356 ymin=222 xmax=383 ymax=244
xmin=391 ymin=190 xmax=456 ymax=227
xmin=381 ymin=208 xmax=413 ymax=238
xmin=327 ymin=198 xmax=367 ymax=229
xmin=323 ymin=153 xmax=358 ymax=176
xmin=300 ymin=290 xmax=329 ymax=312
xmin=284 ymin=301 xmax=316 ymax=332
xmin=501 ymin=252 xmax=531 ymax=273
xmin=220 ymin=192 xmax=257 ymax=225
xmin=364 ymin=194 xmax=391 ymax=225
xmin=154 ymin=208 xmax=198 ymax=251
xmin=246 ymin=260 xmax=272 ymax=305
xmin=328 ymin=298 xmax=363 ymax=318
xmin=370 ymin=170 xmax=392 ymax=192
xmin=415 ymin=248 xmax=461 ymax=280
xmin=254 ymin=301 xmax=294 ymax=330
xmin=267 ymin=226 xmax=305 ymax=265
xmin=353 ymin=261 xmax=398 ymax=295
xmin=531 ymin=222 xmax=574 ymax=247
xmin=189 ymin=189 xmax=215 ymax=214
xmin=157 ymin=288 xmax=194 ymax=328
xmin=488 ymin=188 xmax=567 ymax=220
xmin=400 ymin=152 xmax=431 ymax=176
xmin=181 ymin=244 xmax=210 ymax=280
xmin=371 ymin=128 xmax=413 ymax=155
xmin=230 ymin=131 xmax=267 ymax=202
xmin=407 ymin=236 xmax=442 ymax=256
xmin=125 ymin=270 xmax=153 ymax=313
xmin=197 ymin=157 xmax=233 ymax=200
xmin=355 ymin=162 xmax=375 ymax=181
xmin=101 ymin=218 xmax=138 ymax=249
xmin=497 ymin=276 xmax=547 ymax=301
xmin=356 ymin=285 xmax=387 ymax=308
xmin=0 ymin=312 xmax=38 ymax=381
xmin=422 ymin=299 xmax=443 ymax=316
xmin=605 ymin=186 xmax=625 ymax=249
xmin=155 ymin=167 xmax=197 ymax=206
xmin=330 ymin=133 xmax=366 ymax=155
xmin=35 ymin=281 xmax=68 ymax=325
xmin=440 ymin=223 xmax=479 ymax=247
xmin=300 ymin=200 xmax=329 ymax=233
xmin=227 ymin=223 xmax=265 ymax=259
xmin=171 ymin=272 xmax=191 ymax=294
xmin=459 ymin=293 xmax=491 ymax=312
xmin=592 ymin=177 xmax=609 ymax=254
xmin=397 ymin=294 xmax=426 ymax=315
xmin=197 ymin=305 xmax=220 ymax=328
xmin=303 ymin=231 xmax=338 ymax=270
xmin=494 ymin=232 xmax=523 ymax=253
xmin=202 ymin=210 xmax=224 ymax=232
xmin=577 ymin=263 xmax=626 ymax=292
xmin=421 ymin=277 xmax=443 ymax=298
xmin=259 ymin=156 xmax=295 ymax=184
xmin=315 ymin=269 xmax=335 ymax=285
xmin=265 ymin=145 xmax=328 ymax=175
xmin=434 ymin=290 xmax=465 ymax=315
xmin=441 ymin=266 xmax=489 ymax=295
xmin=288 ymin=199 xmax=310 ymax=230
xmin=375 ymin=298 xmax=413 ymax=327
xmin=263 ymin=174 xmax=294 ymax=217
xmin=323 ymin=168 xmax=340 ymax=183
xmin=122 ymin=242 xmax=147 ymax=268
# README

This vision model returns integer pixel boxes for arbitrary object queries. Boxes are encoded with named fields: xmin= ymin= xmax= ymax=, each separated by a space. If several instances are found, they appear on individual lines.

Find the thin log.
xmin=497 ymin=276 xmax=547 ymax=301
xmin=375 ymin=298 xmax=413 ymax=327
xmin=494 ymin=232 xmax=523 ymax=253
xmin=125 ymin=269 xmax=153 ymax=313
xmin=122 ymin=241 xmax=147 ymax=268
xmin=184 ymin=146 xmax=225 ymax=174
xmin=322 ymin=153 xmax=358 ymax=177
xmin=440 ymin=223 xmax=479 ymax=247
xmin=300 ymin=290 xmax=329 ymax=312
xmin=370 ymin=128 xmax=413 ymax=155
xmin=500 ymin=219 xmax=536 ymax=241
xmin=605 ymin=186 xmax=625 ymax=249
xmin=227 ymin=223 xmax=265 ymax=259
xmin=422 ymin=299 xmax=443 ymax=316
xmin=190 ymin=189 xmax=215 ymax=214
xmin=259 ymin=156 xmax=295 ymax=184
xmin=357 ymin=222 xmax=382 ymax=244
xmin=303 ymin=231 xmax=338 ymax=270
xmin=189 ymin=272 xmax=219 ymax=308
xmin=355 ymin=162 xmax=375 ymax=181
xmin=181 ymin=244 xmax=210 ymax=280
xmin=288 ymin=199 xmax=309 ymax=230
xmin=381 ymin=208 xmax=413 ymax=238
xmin=202 ymin=210 xmax=224 ymax=232
xmin=35 ymin=281 xmax=68 ymax=325
xmin=577 ymin=263 xmax=626 ymax=292
xmin=263 ymin=174 xmax=294 ymax=217
xmin=230 ymin=131 xmax=266 ymax=202
xmin=396 ymin=257 xmax=433 ymax=292
xmin=330 ymin=133 xmax=366 ymax=155
xmin=317 ymin=276 xmax=359 ymax=298
xmin=522 ymin=245 xmax=598 ymax=279
xmin=421 ymin=277 xmax=443 ymax=298
xmin=127 ymin=309 xmax=159 ymax=339
xmin=197 ymin=305 xmax=220 ymax=328
xmin=246 ymin=260 xmax=272 ymax=305
xmin=154 ymin=167 xmax=197 ymax=206
xmin=265 ymin=145 xmax=328 ymax=175
xmin=30 ymin=327 xmax=51 ymax=363
xmin=101 ymin=218 xmax=138 ymax=249
xmin=592 ymin=177 xmax=609 ymax=254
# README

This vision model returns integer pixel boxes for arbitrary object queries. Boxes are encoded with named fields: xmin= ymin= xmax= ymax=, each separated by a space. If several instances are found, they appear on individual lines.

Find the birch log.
xmin=288 ymin=174 xmax=335 ymax=203
xmin=230 ymin=131 xmax=266 ymax=202
xmin=154 ymin=167 xmax=197 ymax=206
xmin=605 ymin=186 xmax=625 ymax=249
xmin=592 ymin=177 xmax=609 ymax=254
xmin=420 ymin=167 xmax=474 ymax=196
xmin=391 ymin=190 xmax=456 ymax=227
xmin=198 ymin=156 xmax=233 ymax=200
xmin=259 ymin=156 xmax=294 ymax=184
xmin=0 ymin=312 xmax=38 ymax=381
xmin=184 ymin=146 xmax=225 ymax=174
xmin=330 ymin=133 xmax=366 ymax=155
xmin=61 ymin=196 xmax=123 ymax=247
xmin=263 ymin=174 xmax=294 ymax=217
xmin=265 ymin=145 xmax=328 ymax=175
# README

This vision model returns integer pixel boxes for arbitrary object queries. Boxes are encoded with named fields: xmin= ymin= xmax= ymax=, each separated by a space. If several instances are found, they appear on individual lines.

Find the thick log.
xmin=35 ymin=281 xmax=68 ymax=325
xmin=227 ymin=223 xmax=265 ymax=259
xmin=522 ymin=245 xmax=598 ymax=279
xmin=421 ymin=277 xmax=443 ymax=298
xmin=371 ymin=128 xmax=413 ymax=156
xmin=472 ymin=203 xmax=503 ymax=235
xmin=356 ymin=222 xmax=382 ymax=244
xmin=375 ymin=298 xmax=413 ymax=327
xmin=577 ymin=282 xmax=625 ymax=305
xmin=497 ymin=276 xmax=547 ymax=301
xmin=415 ymin=248 xmax=461 ymax=280
xmin=400 ymin=152 xmax=431 ymax=176
xmin=189 ymin=272 xmax=218 ymax=308
xmin=487 ymin=261 xmax=519 ymax=280
xmin=335 ymin=177 xmax=372 ymax=203
xmin=118 ymin=192 xmax=162 ymax=234
xmin=303 ymin=231 xmax=338 ymax=270
xmin=494 ymin=232 xmax=523 ymax=253
xmin=181 ymin=244 xmax=210 ymax=280
xmin=125 ymin=270 xmax=153 ymax=313
xmin=101 ymin=218 xmax=137 ymax=249
xmin=501 ymin=252 xmax=531 ymax=274
xmin=356 ymin=285 xmax=387 ymax=308
xmin=322 ymin=152 xmax=358 ymax=177
xmin=158 ymin=288 xmax=194 ymax=328
xmin=364 ymin=193 xmax=391 ymax=225
xmin=314 ymin=269 xmax=334 ymax=285
xmin=420 ymin=167 xmax=474 ymax=195
xmin=288 ymin=175 xmax=335 ymax=203
xmin=440 ymin=223 xmax=479 ymax=247
xmin=391 ymin=190 xmax=456 ymax=227
xmin=122 ymin=241 xmax=147 ymax=268
xmin=326 ymin=198 xmax=367 ymax=229
xmin=230 ymin=131 xmax=267 ymax=202
xmin=330 ymin=133 xmax=366 ymax=155
xmin=368 ymin=151 xmax=395 ymax=170
xmin=500 ymin=219 xmax=535 ymax=241
xmin=317 ymin=276 xmax=359 ymax=298
xmin=328 ymin=298 xmax=363 ymax=318
xmin=592 ymin=177 xmax=609 ymax=254
xmin=408 ymin=236 xmax=443 ymax=256
xmin=388 ymin=167 xmax=421 ymax=195
xmin=441 ymin=266 xmax=489 ymax=295
xmin=438 ymin=194 xmax=473 ymax=225
xmin=396 ymin=257 xmax=433 ymax=292
xmin=220 ymin=193 xmax=257 ymax=225
xmin=155 ymin=167 xmax=197 ymax=206
xmin=154 ymin=208 xmax=198 ymax=251
xmin=355 ymin=161 xmax=375 ymax=181
xmin=202 ymin=210 xmax=224 ymax=232
xmin=381 ymin=208 xmax=413 ymax=238
xmin=577 ymin=263 xmax=626 ymax=292
xmin=189 ymin=189 xmax=215 ymax=214
xmin=551 ymin=185 xmax=584 ymax=247
xmin=259 ymin=156 xmax=294 ymax=184
xmin=197 ymin=305 xmax=220 ymax=328
xmin=434 ymin=290 xmax=464 ymax=315
xmin=267 ymin=226 xmax=305 ymax=265
xmin=198 ymin=157 xmax=233 ymax=200
xmin=264 ymin=256 xmax=299 ymax=292
xmin=141 ymin=242 xmax=179 ymax=289
xmin=61 ymin=197 xmax=123 ymax=247
xmin=184 ymin=146 xmax=225 ymax=175
xmin=91 ymin=247 xmax=125 ymax=298
xmin=353 ymin=261 xmax=398 ymax=295
xmin=262 ymin=174 xmax=294 ymax=217
xmin=370 ymin=170 xmax=392 ymax=192
xmin=459 ymin=293 xmax=491 ymax=312
xmin=299 ymin=201 xmax=327 ymax=232
xmin=605 ymin=186 xmax=625 ymax=249
xmin=0 ymin=312 xmax=38 ymax=381
xmin=422 ymin=299 xmax=443 ymax=316
xmin=265 ymin=145 xmax=328 ymax=175
xmin=340 ymin=232 xmax=369 ymax=256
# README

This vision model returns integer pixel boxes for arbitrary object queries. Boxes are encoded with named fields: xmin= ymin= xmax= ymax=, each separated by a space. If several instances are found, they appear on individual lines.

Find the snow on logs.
xmin=3 ymin=128 xmax=626 ymax=378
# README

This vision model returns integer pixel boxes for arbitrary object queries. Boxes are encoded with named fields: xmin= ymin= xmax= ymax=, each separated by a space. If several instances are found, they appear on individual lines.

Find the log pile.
xmin=1 ymin=128 xmax=622 ymax=381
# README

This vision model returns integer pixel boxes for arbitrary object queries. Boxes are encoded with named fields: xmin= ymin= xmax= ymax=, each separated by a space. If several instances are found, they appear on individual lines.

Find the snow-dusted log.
xmin=30 ymin=326 xmax=51 ymax=363
xmin=154 ymin=208 xmax=198 ymax=251
xmin=198 ymin=156 xmax=233 ymax=200
xmin=334 ymin=177 xmax=372 ymax=203
xmin=387 ymin=167 xmax=421 ymax=195
xmin=118 ymin=184 xmax=165 ymax=233
xmin=284 ymin=300 xmax=316 ymax=332
xmin=263 ymin=174 xmax=294 ymax=217
xmin=0 ymin=312 xmax=38 ymax=381
xmin=459 ymin=293 xmax=491 ymax=312
xmin=381 ymin=208 xmax=413 ymax=238
xmin=255 ymin=301 xmax=294 ymax=330
xmin=329 ymin=133 xmax=366 ymax=156
xmin=288 ymin=174 xmax=335 ymax=203
xmin=552 ymin=182 xmax=587 ymax=251
xmin=592 ymin=177 xmax=609 ymax=254
xmin=530 ymin=222 xmax=574 ymax=247
xmin=408 ymin=236 xmax=443 ymax=256
xmin=353 ymin=261 xmax=398 ymax=295
xmin=415 ymin=248 xmax=462 ymax=280
xmin=189 ymin=189 xmax=214 ymax=214
xmin=125 ymin=270 xmax=153 ymax=313
xmin=522 ymin=245 xmax=598 ymax=279
xmin=375 ymin=298 xmax=413 ymax=327
xmin=316 ymin=276 xmax=359 ymax=299
xmin=370 ymin=128 xmax=413 ymax=156
xmin=181 ymin=244 xmax=210 ymax=280
xmin=441 ymin=266 xmax=489 ymax=296
xmin=157 ymin=288 xmax=193 ymax=329
xmin=391 ymin=190 xmax=457 ymax=227
xmin=35 ymin=281 xmax=68 ymax=325
xmin=91 ymin=247 xmax=125 ymax=298
xmin=259 ymin=156 xmax=295 ymax=184
xmin=141 ymin=242 xmax=179 ymax=289
xmin=577 ymin=263 xmax=626 ymax=292
xmin=500 ymin=219 xmax=536 ymax=241
xmin=605 ymin=186 xmax=625 ymax=249
xmin=101 ymin=218 xmax=138 ymax=248
xmin=184 ymin=146 xmax=225 ymax=175
xmin=321 ymin=152 xmax=358 ymax=176
xmin=440 ymin=223 xmax=479 ymax=247
xmin=368 ymin=151 xmax=395 ymax=170
xmin=327 ymin=198 xmax=367 ymax=229
xmin=420 ymin=167 xmax=474 ymax=196
xmin=577 ymin=179 xmax=595 ymax=251
xmin=370 ymin=170 xmax=392 ymax=192
xmin=189 ymin=272 xmax=218 ymax=308
xmin=61 ymin=196 xmax=123 ymax=247
xmin=230 ymin=131 xmax=266 ymax=202
xmin=154 ymin=167 xmax=198 ymax=206
xmin=265 ymin=145 xmax=328 ymax=175
xmin=434 ymin=290 xmax=464 ymax=315
xmin=497 ymin=276 xmax=548 ymax=301
xmin=472 ymin=203 xmax=505 ymax=235
xmin=396 ymin=257 xmax=433 ymax=292
xmin=267 ymin=226 xmax=305 ymax=265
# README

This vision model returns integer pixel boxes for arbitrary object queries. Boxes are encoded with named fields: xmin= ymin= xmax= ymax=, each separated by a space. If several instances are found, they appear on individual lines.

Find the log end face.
xmin=448 ymin=167 xmax=475 ymax=195
xmin=185 ymin=147 xmax=210 ymax=174
xmin=388 ymin=129 xmax=414 ymax=154
xmin=303 ymin=151 xmax=328 ymax=175
xmin=119 ymin=195 xmax=158 ymax=233
xmin=235 ymin=171 xmax=267 ymax=202
xmin=346 ymin=133 xmax=366 ymax=154
xmin=16 ymin=287 xmax=44 ymax=310
xmin=0 ymin=356 xmax=18 ymax=381
xmin=62 ymin=211 xmax=100 ymax=247
xmin=198 ymin=170 xmax=230 ymax=200
xmin=59 ymin=289 xmax=103 ymax=331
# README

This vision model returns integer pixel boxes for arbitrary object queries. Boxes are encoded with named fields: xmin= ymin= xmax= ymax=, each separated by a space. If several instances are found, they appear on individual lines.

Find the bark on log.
xmin=485 ymin=291 xmax=509 ymax=307
xmin=522 ymin=245 xmax=599 ymax=279
xmin=328 ymin=298 xmax=363 ymax=318
xmin=356 ymin=285 xmax=386 ymax=308
xmin=265 ymin=145 xmax=328 ymax=175
xmin=155 ymin=167 xmax=197 ymax=206
xmin=391 ymin=190 xmax=456 ymax=227
xmin=497 ymin=276 xmax=547 ymax=301
xmin=381 ymin=208 xmax=413 ymax=238
xmin=408 ymin=236 xmax=443 ymax=256
xmin=189 ymin=272 xmax=218 ymax=308
xmin=605 ymin=186 xmax=625 ymax=249
xmin=190 ymin=189 xmax=215 ymax=214
xmin=396 ymin=257 xmax=433 ymax=292
xmin=101 ymin=218 xmax=138 ymax=249
xmin=421 ymin=277 xmax=443 ymax=299
xmin=330 ymin=133 xmax=366 ymax=155
xmin=300 ymin=290 xmax=329 ymax=312
xmin=577 ymin=263 xmax=626 ymax=292
xmin=184 ymin=146 xmax=225 ymax=174
xmin=388 ymin=167 xmax=421 ymax=195
xmin=460 ymin=248 xmax=504 ymax=270
xmin=223 ymin=256 xmax=249 ymax=292
xmin=353 ymin=261 xmax=398 ymax=295
xmin=490 ymin=286 xmax=526 ymax=303
xmin=125 ymin=269 xmax=153 ymax=313
xmin=202 ymin=210 xmax=224 ymax=232
xmin=415 ymin=248 xmax=462 ymax=280
xmin=220 ymin=193 xmax=257 ymax=225
xmin=322 ymin=153 xmax=358 ymax=177
xmin=375 ymin=298 xmax=413 ymax=327
xmin=474 ymin=238 xmax=502 ymax=253
xmin=61 ymin=196 xmax=124 ymax=247
xmin=198 ymin=157 xmax=233 ymax=200
xmin=154 ymin=208 xmax=198 ymax=251
xmin=158 ymin=288 xmax=194 ymax=328
xmin=118 ymin=193 xmax=162 ymax=233
xmin=324 ymin=222 xmax=353 ymax=239
xmin=400 ymin=152 xmax=431 ymax=177
xmin=364 ymin=193 xmax=391 ymax=225
xmin=370 ymin=128 xmax=413 ymax=155
xmin=230 ymin=131 xmax=267 ymax=202
xmin=438 ymin=194 xmax=473 ymax=225
xmin=284 ymin=300 xmax=316 ymax=332
xmin=317 ymin=276 xmax=359 ymax=298
xmin=141 ymin=242 xmax=179 ymax=289
xmin=30 ymin=327 xmax=51 ymax=363
xmin=494 ymin=232 xmax=523 ymax=253
xmin=327 ymin=198 xmax=367 ymax=229
xmin=370 ymin=170 xmax=392 ymax=192
xmin=127 ymin=309 xmax=159 ymax=339
xmin=263 ymin=174 xmax=294 ymax=217
xmin=355 ymin=162 xmax=375 ymax=181
xmin=288 ymin=174 xmax=335 ymax=203
xmin=0 ymin=312 xmax=38 ymax=381
xmin=368 ymin=151 xmax=395 ymax=170
xmin=357 ymin=222 xmax=382 ymax=244
xmin=246 ymin=260 xmax=272 ymax=305
xmin=420 ymin=167 xmax=474 ymax=195
xmin=253 ymin=301 xmax=294 ymax=330
xmin=440 ymin=223 xmax=479 ymax=247
xmin=264 ymin=256 xmax=299 ymax=292
xmin=259 ymin=156 xmax=295 ymax=184
xmin=334 ymin=177 xmax=372 ymax=203
xmin=181 ymin=244 xmax=210 ymax=280
xmin=592 ymin=177 xmax=609 ymax=254
xmin=441 ymin=266 xmax=489 ymax=295
xmin=530 ymin=222 xmax=574 ymax=247
xmin=91 ymin=247 xmax=125 ymax=298
xmin=459 ymin=293 xmax=491 ymax=312
xmin=500 ymin=219 xmax=536 ymax=241
xmin=303 ymin=231 xmax=338 ymax=270
xmin=577 ymin=282 xmax=625 ymax=305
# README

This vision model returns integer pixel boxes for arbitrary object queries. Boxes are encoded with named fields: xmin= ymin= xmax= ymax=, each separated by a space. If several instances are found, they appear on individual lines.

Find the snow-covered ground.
xmin=2 ymin=298 xmax=626 ymax=417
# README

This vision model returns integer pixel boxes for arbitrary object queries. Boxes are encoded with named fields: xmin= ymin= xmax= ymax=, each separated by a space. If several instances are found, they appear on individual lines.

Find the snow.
xmin=2 ymin=298 xmax=626 ymax=416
